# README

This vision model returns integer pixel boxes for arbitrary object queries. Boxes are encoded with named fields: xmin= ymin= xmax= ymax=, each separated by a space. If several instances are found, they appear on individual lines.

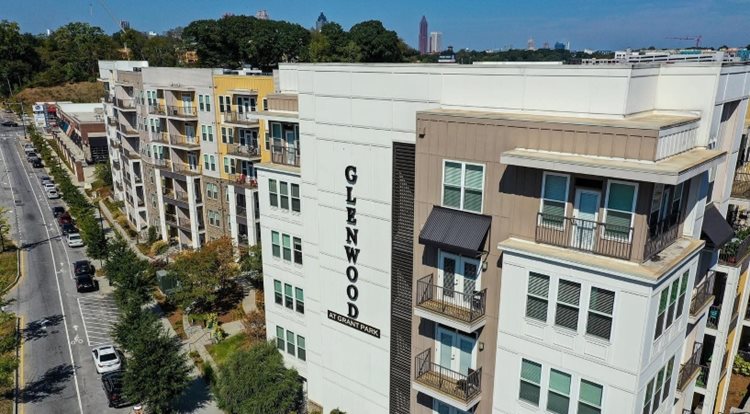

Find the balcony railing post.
xmin=416 ymin=275 xmax=486 ymax=323
xmin=535 ymin=213 xmax=633 ymax=260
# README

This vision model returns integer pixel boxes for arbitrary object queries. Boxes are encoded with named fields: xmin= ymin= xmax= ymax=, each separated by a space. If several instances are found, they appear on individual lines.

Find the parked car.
xmin=58 ymin=212 xmax=73 ymax=226
xmin=66 ymin=232 xmax=84 ymax=247
xmin=60 ymin=223 xmax=77 ymax=235
xmin=51 ymin=206 xmax=65 ymax=218
xmin=32 ymin=158 xmax=42 ymax=168
xmin=92 ymin=345 xmax=122 ymax=374
xmin=1 ymin=121 xmax=18 ymax=127
xmin=43 ymin=182 xmax=55 ymax=191
xmin=72 ymin=260 xmax=93 ymax=276
xmin=75 ymin=274 xmax=98 ymax=293
xmin=101 ymin=370 xmax=129 ymax=408
xmin=46 ymin=188 xmax=59 ymax=199
xmin=39 ymin=175 xmax=53 ymax=184
xmin=25 ymin=152 xmax=37 ymax=161
xmin=24 ymin=144 xmax=34 ymax=154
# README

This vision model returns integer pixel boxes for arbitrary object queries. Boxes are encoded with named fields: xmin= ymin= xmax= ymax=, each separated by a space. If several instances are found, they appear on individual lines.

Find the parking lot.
xmin=77 ymin=295 xmax=120 ymax=347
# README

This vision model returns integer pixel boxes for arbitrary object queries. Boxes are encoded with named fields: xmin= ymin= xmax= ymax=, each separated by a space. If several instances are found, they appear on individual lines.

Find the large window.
xmin=662 ymin=357 xmax=675 ymax=403
xmin=268 ymin=179 xmax=300 ymax=212
xmin=540 ymin=173 xmax=569 ymax=227
xmin=295 ymin=287 xmax=304 ymax=314
xmin=526 ymin=273 xmax=550 ymax=322
xmin=642 ymin=378 xmax=654 ymax=414
xmin=578 ymin=380 xmax=603 ymax=414
xmin=604 ymin=181 xmax=637 ymax=240
xmin=273 ymin=280 xmax=282 ymax=305
xmin=654 ymin=288 xmax=669 ymax=339
xmin=519 ymin=359 xmax=542 ymax=405
xmin=284 ymin=283 xmax=293 ymax=310
xmin=442 ymin=161 xmax=484 ymax=213
xmin=271 ymin=231 xmax=281 ymax=257
xmin=666 ymin=278 xmax=680 ymax=327
xmin=269 ymin=179 xmax=278 ymax=207
xmin=655 ymin=273 xmax=685 ymax=340
xmin=555 ymin=280 xmax=581 ymax=331
xmin=675 ymin=271 xmax=689 ymax=318
xmin=547 ymin=369 xmax=571 ymax=414
xmin=271 ymin=230 xmax=301 ymax=265
xmin=652 ymin=367 xmax=665 ymax=412
xmin=586 ymin=288 xmax=615 ymax=340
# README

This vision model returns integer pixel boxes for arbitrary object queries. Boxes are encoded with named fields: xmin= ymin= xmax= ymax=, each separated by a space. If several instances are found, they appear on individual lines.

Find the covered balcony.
xmin=677 ymin=343 xmax=703 ymax=393
xmin=413 ymin=348 xmax=481 ymax=411
xmin=167 ymin=105 xmax=197 ymax=119
xmin=689 ymin=271 xmax=715 ymax=324
xmin=271 ymin=145 xmax=300 ymax=167
xmin=114 ymin=97 xmax=136 ymax=111
xmin=169 ymin=133 xmax=200 ymax=150
xmin=415 ymin=274 xmax=486 ymax=332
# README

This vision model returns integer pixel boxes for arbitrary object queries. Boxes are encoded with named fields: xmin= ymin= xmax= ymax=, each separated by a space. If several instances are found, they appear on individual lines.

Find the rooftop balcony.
xmin=719 ymin=227 xmax=750 ymax=265
xmin=534 ymin=212 xmax=680 ymax=262
xmin=414 ymin=274 xmax=486 ymax=332
xmin=270 ymin=145 xmax=300 ymax=167
xmin=413 ymin=348 xmax=481 ymax=411
xmin=677 ymin=343 xmax=702 ymax=393
xmin=167 ymin=105 xmax=197 ymax=119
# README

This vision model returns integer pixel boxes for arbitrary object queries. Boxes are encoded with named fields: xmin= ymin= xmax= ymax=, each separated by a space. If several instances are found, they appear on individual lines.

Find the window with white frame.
xmin=442 ymin=160 xmax=484 ymax=213
xmin=555 ymin=280 xmax=581 ymax=331
xmin=282 ymin=234 xmax=291 ymax=261
xmin=208 ymin=210 xmax=220 ymax=227
xmin=206 ymin=183 xmax=218 ymax=199
xmin=654 ymin=288 xmax=669 ymax=339
xmin=199 ymin=95 xmax=205 ymax=111
xmin=202 ymin=125 xmax=208 ymax=141
xmin=586 ymin=287 xmax=615 ymax=340
xmin=273 ymin=280 xmax=282 ymax=305
xmin=293 ymin=237 xmax=302 ymax=265
xmin=269 ymin=179 xmax=278 ymax=207
xmin=295 ymin=287 xmax=304 ymax=314
xmin=275 ymin=326 xmax=284 ymax=350
xmin=547 ymin=369 xmax=571 ymax=414
xmin=291 ymin=184 xmax=301 ymax=212
xmin=280 ymin=182 xmax=289 ymax=209
xmin=604 ymin=181 xmax=637 ymax=240
xmin=286 ymin=330 xmax=295 ymax=356
xmin=675 ymin=271 xmax=689 ymax=319
xmin=284 ymin=283 xmax=293 ymax=309
xmin=219 ymin=96 xmax=226 ymax=113
xmin=666 ymin=277 xmax=680 ymax=327
xmin=651 ymin=366 xmax=666 ymax=413
xmin=578 ymin=380 xmax=603 ymax=414
xmin=661 ymin=357 xmax=675 ymax=403
xmin=519 ymin=359 xmax=542 ymax=405
xmin=526 ymin=272 xmax=550 ymax=322
xmin=540 ymin=173 xmax=569 ymax=227
xmin=271 ymin=231 xmax=281 ymax=257
xmin=297 ymin=335 xmax=306 ymax=361
xmin=271 ymin=231 xmax=301 ymax=265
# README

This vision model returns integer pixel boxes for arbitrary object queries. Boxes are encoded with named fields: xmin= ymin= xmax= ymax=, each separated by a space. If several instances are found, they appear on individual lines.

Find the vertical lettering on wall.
xmin=345 ymin=165 xmax=359 ymax=319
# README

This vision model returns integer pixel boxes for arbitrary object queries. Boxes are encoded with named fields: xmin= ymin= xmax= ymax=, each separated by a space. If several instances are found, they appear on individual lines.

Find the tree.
xmin=239 ymin=244 xmax=263 ymax=288
xmin=94 ymin=162 xmax=112 ymax=187
xmin=213 ymin=341 xmax=302 ymax=414
xmin=348 ymin=20 xmax=402 ymax=63
xmin=35 ymin=22 xmax=117 ymax=85
xmin=0 ymin=20 xmax=41 ymax=96
xmin=78 ymin=212 xmax=107 ymax=261
xmin=123 ymin=324 xmax=191 ymax=413
xmin=113 ymin=300 xmax=159 ymax=352
xmin=169 ymin=237 xmax=239 ymax=312
xmin=242 ymin=309 xmax=266 ymax=343
xmin=0 ymin=207 xmax=10 ymax=252
xmin=104 ymin=236 xmax=152 ymax=306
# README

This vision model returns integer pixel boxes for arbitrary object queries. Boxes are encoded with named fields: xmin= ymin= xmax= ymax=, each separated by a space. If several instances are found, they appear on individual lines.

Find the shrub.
xmin=150 ymin=240 xmax=168 ymax=256
xmin=734 ymin=355 xmax=750 ymax=376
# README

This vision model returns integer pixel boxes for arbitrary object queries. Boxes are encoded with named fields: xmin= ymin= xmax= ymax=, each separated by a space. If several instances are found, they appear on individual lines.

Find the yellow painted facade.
xmin=717 ymin=267 xmax=750 ymax=414
xmin=212 ymin=74 xmax=275 ymax=180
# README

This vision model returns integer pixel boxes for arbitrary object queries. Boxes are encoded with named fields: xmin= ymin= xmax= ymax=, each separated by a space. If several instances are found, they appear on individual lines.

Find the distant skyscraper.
xmin=256 ymin=9 xmax=270 ymax=20
xmin=429 ymin=32 xmax=442 ymax=54
xmin=419 ymin=16 xmax=428 ymax=54
xmin=316 ymin=12 xmax=328 ymax=31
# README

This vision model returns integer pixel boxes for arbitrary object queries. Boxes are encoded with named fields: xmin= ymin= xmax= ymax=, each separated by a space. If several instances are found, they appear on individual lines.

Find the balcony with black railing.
xmin=228 ymin=174 xmax=258 ymax=189
xmin=719 ymin=227 xmax=750 ymax=265
xmin=535 ymin=212 xmax=681 ymax=263
xmin=167 ymin=105 xmax=197 ymax=118
xmin=707 ymin=305 xmax=721 ymax=329
xmin=227 ymin=143 xmax=261 ymax=159
xmin=677 ymin=342 xmax=702 ymax=392
xmin=414 ymin=348 xmax=482 ymax=409
xmin=271 ymin=145 xmax=300 ymax=167
xmin=224 ymin=111 xmax=259 ymax=126
xmin=689 ymin=271 xmax=715 ymax=321
xmin=414 ymin=274 xmax=487 ymax=332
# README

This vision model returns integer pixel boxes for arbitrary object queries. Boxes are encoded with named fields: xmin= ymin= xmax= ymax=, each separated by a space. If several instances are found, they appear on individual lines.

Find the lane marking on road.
xmin=77 ymin=296 xmax=120 ymax=347
xmin=1 ymin=139 xmax=84 ymax=414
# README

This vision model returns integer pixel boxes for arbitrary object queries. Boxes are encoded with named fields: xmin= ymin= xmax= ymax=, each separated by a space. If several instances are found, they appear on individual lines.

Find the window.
xmin=227 ymin=127 xmax=233 ymax=144
xmin=652 ymin=367 xmax=665 ymax=413
xmin=280 ymin=182 xmax=289 ymax=209
xmin=207 ymin=126 xmax=214 ymax=142
xmin=654 ymin=289 xmax=669 ymax=339
xmin=293 ymin=237 xmax=302 ymax=265
xmin=271 ymin=122 xmax=282 ymax=138
xmin=540 ymin=173 xmax=569 ymax=227
xmin=225 ymin=95 xmax=231 ymax=112
xmin=662 ymin=357 xmax=674 ymax=402
xmin=526 ymin=273 xmax=550 ymax=322
xmin=604 ymin=181 xmax=637 ymax=240
xmin=666 ymin=278 xmax=680 ymax=327
xmin=208 ymin=155 xmax=216 ymax=171
xmin=203 ymin=154 xmax=209 ymax=170
xmin=221 ymin=127 xmax=228 ymax=143
xmin=547 ymin=369 xmax=571 ymax=414
xmin=670 ymin=183 xmax=684 ymax=221
xmin=578 ymin=380 xmax=603 ymax=414
xmin=295 ymin=287 xmax=304 ymax=314
xmin=206 ymin=183 xmax=218 ymax=199
xmin=223 ymin=156 xmax=230 ymax=174
xmin=282 ymin=234 xmax=292 ymax=261
xmin=199 ymin=95 xmax=205 ymax=111
xmin=219 ymin=96 xmax=225 ymax=113
xmin=274 ymin=280 xmax=282 ymax=305
xmin=204 ymin=95 xmax=211 ymax=112
xmin=269 ymin=179 xmax=279 ymax=207
xmin=642 ymin=378 xmax=654 ymax=414
xmin=271 ymin=231 xmax=280 ymax=257
xmin=675 ymin=271 xmax=689 ymax=318
xmin=442 ymin=161 xmax=484 ymax=213
xmin=208 ymin=210 xmax=220 ymax=227
xmin=291 ymin=184 xmax=301 ymax=212
xmin=297 ymin=335 xmax=306 ymax=361
xmin=555 ymin=280 xmax=581 ymax=331
xmin=286 ymin=331 xmax=295 ymax=356
xmin=587 ymin=288 xmax=615 ymax=340
xmin=519 ymin=359 xmax=542 ymax=405
xmin=263 ymin=97 xmax=268 ymax=111
xmin=284 ymin=283 xmax=293 ymax=310
xmin=275 ymin=326 xmax=284 ymax=350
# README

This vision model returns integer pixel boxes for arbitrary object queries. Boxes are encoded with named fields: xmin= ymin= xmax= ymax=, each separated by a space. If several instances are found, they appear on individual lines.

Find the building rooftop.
xmin=57 ymin=103 xmax=106 ymax=124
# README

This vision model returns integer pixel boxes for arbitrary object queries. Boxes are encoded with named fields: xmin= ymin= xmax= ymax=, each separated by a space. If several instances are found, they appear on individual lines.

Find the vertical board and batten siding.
xmin=654 ymin=125 xmax=699 ymax=161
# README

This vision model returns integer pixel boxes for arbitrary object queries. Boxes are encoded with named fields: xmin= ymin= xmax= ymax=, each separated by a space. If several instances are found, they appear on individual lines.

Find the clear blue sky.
xmin=7 ymin=0 xmax=750 ymax=51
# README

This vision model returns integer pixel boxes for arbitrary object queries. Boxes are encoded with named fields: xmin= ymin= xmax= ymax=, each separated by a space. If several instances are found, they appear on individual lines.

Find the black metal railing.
xmin=167 ymin=105 xmax=197 ymax=117
xmin=731 ymin=172 xmax=750 ymax=199
xmin=271 ymin=145 xmax=300 ymax=167
xmin=719 ymin=231 xmax=750 ymax=265
xmin=416 ymin=274 xmax=486 ymax=324
xmin=414 ymin=348 xmax=481 ymax=403
xmin=677 ymin=343 xmax=702 ymax=392
xmin=690 ymin=271 xmax=715 ymax=317
xmin=224 ymin=111 xmax=258 ymax=125
xmin=643 ymin=218 xmax=681 ymax=262
xmin=535 ymin=213 xmax=633 ymax=260
xmin=236 ymin=206 xmax=247 ymax=217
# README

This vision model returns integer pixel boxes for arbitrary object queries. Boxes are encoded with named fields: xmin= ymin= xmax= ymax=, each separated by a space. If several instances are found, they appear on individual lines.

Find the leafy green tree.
xmin=104 ymin=236 xmax=152 ymax=306
xmin=35 ymin=22 xmax=117 ymax=85
xmin=112 ymin=28 xmax=147 ymax=60
xmin=123 ymin=323 xmax=191 ymax=413
xmin=348 ymin=20 xmax=402 ymax=63
xmin=239 ymin=244 xmax=263 ymax=288
xmin=0 ymin=206 xmax=10 ymax=252
xmin=94 ymin=162 xmax=112 ymax=186
xmin=0 ymin=311 xmax=18 ymax=389
xmin=78 ymin=212 xmax=107 ymax=260
xmin=0 ymin=20 xmax=41 ymax=96
xmin=169 ymin=237 xmax=238 ymax=312
xmin=113 ymin=300 xmax=159 ymax=352
xmin=143 ymin=35 xmax=181 ymax=66
xmin=213 ymin=341 xmax=302 ymax=414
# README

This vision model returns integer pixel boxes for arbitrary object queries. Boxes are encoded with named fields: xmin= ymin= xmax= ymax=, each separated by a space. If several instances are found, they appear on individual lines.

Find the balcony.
xmin=695 ymin=365 xmax=709 ymax=389
xmin=413 ymin=348 xmax=481 ymax=410
xmin=123 ymin=150 xmax=139 ymax=160
xmin=224 ymin=111 xmax=259 ymax=126
xmin=271 ymin=145 xmax=300 ymax=167
xmin=677 ymin=343 xmax=702 ymax=393
xmin=689 ymin=271 xmax=715 ymax=323
xmin=228 ymin=174 xmax=258 ymax=189
xmin=167 ymin=105 xmax=197 ymax=118
xmin=227 ymin=143 xmax=261 ymax=159
xmin=172 ymin=162 xmax=202 ymax=176
xmin=148 ymin=104 xmax=166 ymax=115
xmin=151 ymin=132 xmax=169 ymax=143
xmin=719 ymin=228 xmax=750 ymax=265
xmin=107 ymin=118 xmax=117 ymax=127
xmin=731 ymin=171 xmax=750 ymax=199
xmin=163 ymin=189 xmax=190 ymax=204
xmin=236 ymin=206 xmax=247 ymax=218
xmin=152 ymin=158 xmax=169 ymax=168
xmin=169 ymin=134 xmax=200 ymax=150
xmin=707 ymin=306 xmax=721 ymax=330
xmin=110 ymin=140 xmax=121 ymax=149
xmin=114 ymin=98 xmax=136 ymax=110
xmin=534 ymin=213 xmax=680 ymax=262
xmin=164 ymin=213 xmax=178 ymax=227
xmin=118 ymin=125 xmax=139 ymax=137
xmin=414 ymin=274 xmax=487 ymax=332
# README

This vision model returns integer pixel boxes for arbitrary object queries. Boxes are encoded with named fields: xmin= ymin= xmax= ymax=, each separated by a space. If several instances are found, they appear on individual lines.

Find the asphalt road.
xmin=0 ymin=123 xmax=124 ymax=414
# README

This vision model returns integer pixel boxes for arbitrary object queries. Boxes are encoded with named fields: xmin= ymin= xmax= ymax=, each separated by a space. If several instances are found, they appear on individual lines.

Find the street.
xmin=0 ymin=121 xmax=123 ymax=413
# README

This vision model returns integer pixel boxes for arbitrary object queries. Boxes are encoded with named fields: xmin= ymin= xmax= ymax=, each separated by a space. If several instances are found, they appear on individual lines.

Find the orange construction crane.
xmin=666 ymin=35 xmax=703 ymax=48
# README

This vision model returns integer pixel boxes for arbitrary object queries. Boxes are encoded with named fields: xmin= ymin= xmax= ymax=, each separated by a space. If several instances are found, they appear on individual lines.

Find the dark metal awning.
xmin=419 ymin=206 xmax=491 ymax=257
xmin=702 ymin=204 xmax=734 ymax=248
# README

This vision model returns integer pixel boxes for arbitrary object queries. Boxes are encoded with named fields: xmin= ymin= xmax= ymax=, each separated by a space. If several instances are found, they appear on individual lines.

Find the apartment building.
xmin=258 ymin=62 xmax=750 ymax=414
xmin=99 ymin=60 xmax=150 ymax=230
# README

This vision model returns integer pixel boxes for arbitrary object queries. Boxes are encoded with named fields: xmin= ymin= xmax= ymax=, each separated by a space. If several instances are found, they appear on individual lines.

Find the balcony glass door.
xmin=572 ymin=189 xmax=600 ymax=251
xmin=181 ymin=94 xmax=192 ymax=113
xmin=184 ymin=124 xmax=195 ymax=143
xmin=438 ymin=251 xmax=480 ymax=307
xmin=437 ymin=327 xmax=475 ymax=375
xmin=187 ymin=153 xmax=198 ymax=170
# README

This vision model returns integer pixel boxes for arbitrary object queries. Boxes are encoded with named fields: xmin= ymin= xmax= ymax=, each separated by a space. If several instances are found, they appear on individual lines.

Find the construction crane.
xmin=666 ymin=35 xmax=703 ymax=48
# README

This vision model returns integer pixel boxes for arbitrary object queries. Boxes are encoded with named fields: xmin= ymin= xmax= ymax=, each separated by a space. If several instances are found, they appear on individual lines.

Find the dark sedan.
xmin=75 ymin=274 xmax=98 ymax=293
xmin=52 ymin=206 xmax=65 ymax=218
xmin=73 ymin=260 xmax=94 ymax=277
xmin=102 ymin=370 xmax=129 ymax=408
xmin=0 ymin=121 xmax=19 ymax=127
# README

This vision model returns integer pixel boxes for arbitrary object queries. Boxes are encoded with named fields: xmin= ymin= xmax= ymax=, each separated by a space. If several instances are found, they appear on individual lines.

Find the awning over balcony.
xmin=702 ymin=204 xmax=734 ymax=248
xmin=419 ymin=206 xmax=491 ymax=257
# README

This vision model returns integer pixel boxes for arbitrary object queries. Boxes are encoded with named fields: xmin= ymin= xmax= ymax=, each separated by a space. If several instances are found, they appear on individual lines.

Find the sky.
xmin=5 ymin=0 xmax=750 ymax=51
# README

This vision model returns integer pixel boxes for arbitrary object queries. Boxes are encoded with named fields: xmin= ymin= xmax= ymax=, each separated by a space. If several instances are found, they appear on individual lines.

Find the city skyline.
xmin=6 ymin=0 xmax=750 ymax=51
